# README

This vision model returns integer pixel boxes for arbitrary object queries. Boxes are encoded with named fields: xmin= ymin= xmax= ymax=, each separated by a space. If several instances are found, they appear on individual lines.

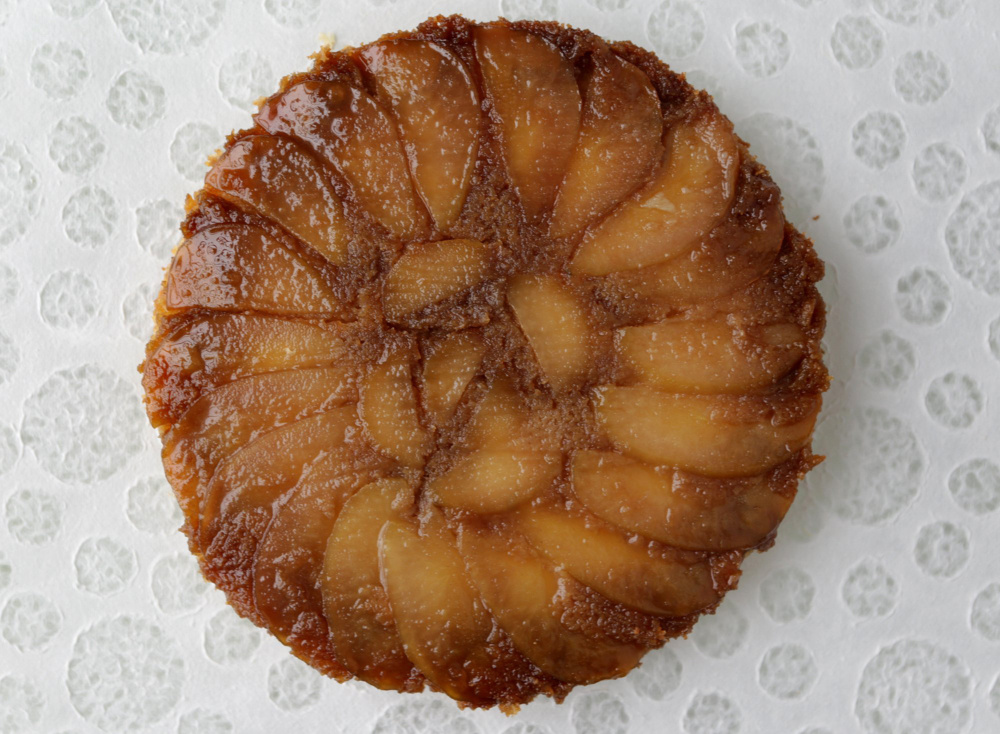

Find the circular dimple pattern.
xmin=831 ymin=15 xmax=885 ymax=70
xmin=63 ymin=186 xmax=118 ymax=249
xmin=945 ymin=180 xmax=1000 ymax=295
xmin=0 ymin=550 xmax=9 ymax=591
xmin=74 ymin=537 xmax=137 ymax=596
xmin=924 ymin=372 xmax=983 ymax=429
xmin=873 ymin=0 xmax=965 ymax=26
xmin=151 ymin=553 xmax=207 ymax=614
xmin=48 ymin=116 xmax=105 ymax=175
xmin=29 ymin=42 xmax=87 ymax=100
xmin=5 ymin=488 xmax=62 ymax=545
xmin=266 ymin=658 xmax=321 ymax=711
xmin=759 ymin=567 xmax=815 ymax=623
xmin=913 ymin=521 xmax=969 ymax=578
xmin=852 ymin=111 xmax=906 ymax=169
xmin=855 ymin=639 xmax=972 ymax=734
xmin=50 ymin=0 xmax=99 ymax=19
xmin=122 ymin=281 xmax=158 ymax=341
xmin=106 ymin=0 xmax=224 ymax=54
xmin=948 ymin=458 xmax=1000 ymax=515
xmin=682 ymin=691 xmax=742 ymax=734
xmin=264 ymin=0 xmax=321 ymax=28
xmin=203 ymin=608 xmax=262 ymax=664
xmin=843 ymin=558 xmax=899 ymax=618
xmin=738 ymin=113 xmax=824 ymax=225
xmin=895 ymin=267 xmax=950 ymax=325
xmin=499 ymin=0 xmax=558 ymax=21
xmin=107 ymin=71 xmax=166 ymax=131
xmin=781 ymin=488 xmax=826 ymax=543
xmin=127 ymin=476 xmax=183 ymax=533
xmin=912 ymin=142 xmax=966 ymax=201
xmin=843 ymin=194 xmax=901 ymax=254
xmin=66 ymin=616 xmax=184 ymax=730
xmin=0 ymin=424 xmax=19 ymax=475
xmin=984 ymin=106 xmax=1000 ymax=156
xmin=631 ymin=647 xmax=682 ymax=700
xmin=734 ymin=21 xmax=790 ymax=78
xmin=692 ymin=603 xmax=748 ymax=658
xmin=21 ymin=364 xmax=145 ymax=484
xmin=0 ymin=262 xmax=17 ymax=307
xmin=39 ymin=270 xmax=99 ymax=329
xmin=0 ymin=330 xmax=19 ymax=386
xmin=371 ymin=699 xmax=479 ymax=734
xmin=0 ymin=140 xmax=41 ymax=248
xmin=758 ymin=643 xmax=817 ymax=699
xmin=813 ymin=407 xmax=924 ymax=524
xmin=571 ymin=691 xmax=628 ymax=734
xmin=170 ymin=122 xmax=220 ymax=181
xmin=178 ymin=709 xmax=233 ymax=734
xmin=218 ymin=50 xmax=274 ymax=112
xmin=0 ymin=676 xmax=44 ymax=734
xmin=971 ymin=583 xmax=1000 ymax=641
xmin=857 ymin=330 xmax=915 ymax=389
xmin=136 ymin=198 xmax=183 ymax=258
xmin=1 ymin=592 xmax=61 ymax=651
xmin=894 ymin=51 xmax=950 ymax=104
xmin=647 ymin=1 xmax=706 ymax=59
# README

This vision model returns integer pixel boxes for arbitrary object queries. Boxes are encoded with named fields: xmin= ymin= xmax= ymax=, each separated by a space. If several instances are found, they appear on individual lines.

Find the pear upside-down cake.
xmin=141 ymin=14 xmax=828 ymax=710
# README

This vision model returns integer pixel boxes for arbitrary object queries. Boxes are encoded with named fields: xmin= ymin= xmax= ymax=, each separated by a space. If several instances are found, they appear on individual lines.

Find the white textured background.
xmin=1 ymin=0 xmax=999 ymax=732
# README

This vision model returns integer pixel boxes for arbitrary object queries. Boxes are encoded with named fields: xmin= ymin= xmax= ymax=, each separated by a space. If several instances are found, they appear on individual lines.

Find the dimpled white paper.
xmin=1 ymin=0 xmax=999 ymax=732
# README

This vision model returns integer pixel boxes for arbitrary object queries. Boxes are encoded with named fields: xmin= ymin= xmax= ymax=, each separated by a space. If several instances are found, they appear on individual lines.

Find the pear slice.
xmin=205 ymin=135 xmax=350 ymax=264
xmin=474 ymin=26 xmax=581 ymax=221
xmin=427 ymin=448 xmax=561 ymax=514
xmin=455 ymin=519 xmax=645 ymax=683
xmin=256 ymin=81 xmax=429 ymax=241
xmin=515 ymin=500 xmax=720 ymax=616
xmin=571 ymin=109 xmax=739 ymax=276
xmin=359 ymin=347 xmax=428 ymax=467
xmin=359 ymin=40 xmax=480 ymax=232
xmin=198 ymin=407 xmax=359 ymax=621
xmin=322 ymin=477 xmax=421 ymax=691
xmin=549 ymin=53 xmax=663 ymax=239
xmin=617 ymin=317 xmax=805 ymax=393
xmin=571 ymin=450 xmax=796 ymax=551
xmin=594 ymin=386 xmax=820 ymax=477
xmin=379 ymin=510 xmax=538 ymax=705
xmin=381 ymin=239 xmax=490 ymax=323
xmin=166 ymin=224 xmax=338 ymax=316
xmin=604 ymin=177 xmax=784 ymax=310
xmin=253 ymin=448 xmax=388 ymax=680
xmin=143 ymin=314 xmax=351 ymax=427
xmin=420 ymin=330 xmax=485 ymax=427
xmin=162 ymin=366 xmax=356 ymax=534
xmin=507 ymin=274 xmax=592 ymax=390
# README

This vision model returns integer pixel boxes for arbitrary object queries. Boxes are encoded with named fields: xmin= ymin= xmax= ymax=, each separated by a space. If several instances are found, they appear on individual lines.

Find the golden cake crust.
xmin=141 ymin=14 xmax=828 ymax=711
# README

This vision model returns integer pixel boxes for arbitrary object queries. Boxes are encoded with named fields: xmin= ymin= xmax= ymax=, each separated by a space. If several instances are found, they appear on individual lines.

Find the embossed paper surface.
xmin=1 ymin=0 xmax=999 ymax=732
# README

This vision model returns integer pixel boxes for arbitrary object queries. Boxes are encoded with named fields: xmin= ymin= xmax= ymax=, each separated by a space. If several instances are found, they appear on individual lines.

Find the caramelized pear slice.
xmin=420 ymin=330 xmax=485 ymax=427
xmin=198 ymin=407 xmax=359 ymax=620
xmin=455 ymin=519 xmax=645 ymax=683
xmin=474 ymin=26 xmax=581 ymax=221
xmin=617 ymin=318 xmax=805 ymax=393
xmin=571 ymin=450 xmax=796 ymax=551
xmin=322 ymin=478 xmax=421 ymax=691
xmin=166 ymin=224 xmax=338 ymax=315
xmin=508 ymin=274 xmax=592 ymax=390
xmin=143 ymin=314 xmax=350 ymax=427
xmin=359 ymin=40 xmax=480 ymax=232
xmin=253 ymin=448 xmax=388 ymax=680
xmin=359 ymin=347 xmax=428 ymax=467
xmin=604 ymin=177 xmax=784 ymax=310
xmin=549 ymin=53 xmax=663 ymax=238
xmin=516 ymin=501 xmax=720 ymax=616
xmin=594 ymin=387 xmax=820 ymax=477
xmin=382 ymin=239 xmax=490 ymax=323
xmin=571 ymin=110 xmax=739 ymax=276
xmin=205 ymin=136 xmax=350 ymax=264
xmin=256 ymin=81 xmax=429 ymax=240
xmin=162 ymin=366 xmax=356 ymax=533
xmin=428 ymin=448 xmax=561 ymax=514
xmin=380 ymin=510 xmax=536 ymax=706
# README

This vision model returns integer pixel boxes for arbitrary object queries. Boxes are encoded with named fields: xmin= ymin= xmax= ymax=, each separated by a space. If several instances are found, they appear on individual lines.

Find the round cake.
xmin=141 ymin=14 xmax=828 ymax=710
